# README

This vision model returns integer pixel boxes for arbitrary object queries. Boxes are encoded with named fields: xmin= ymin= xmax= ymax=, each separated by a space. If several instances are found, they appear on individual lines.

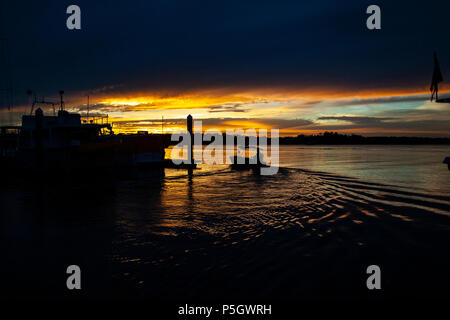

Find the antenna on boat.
xmin=27 ymin=89 xmax=35 ymax=115
xmin=87 ymin=94 xmax=90 ymax=120
xmin=27 ymin=90 xmax=57 ymax=115
xmin=59 ymin=90 xmax=65 ymax=111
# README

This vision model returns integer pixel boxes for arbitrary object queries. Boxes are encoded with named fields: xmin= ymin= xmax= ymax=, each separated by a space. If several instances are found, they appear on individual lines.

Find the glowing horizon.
xmin=84 ymin=87 xmax=450 ymax=137
xmin=2 ymin=86 xmax=450 ymax=137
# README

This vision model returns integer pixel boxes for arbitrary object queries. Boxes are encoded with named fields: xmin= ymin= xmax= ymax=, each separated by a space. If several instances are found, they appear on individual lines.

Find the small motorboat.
xmin=229 ymin=147 xmax=268 ymax=171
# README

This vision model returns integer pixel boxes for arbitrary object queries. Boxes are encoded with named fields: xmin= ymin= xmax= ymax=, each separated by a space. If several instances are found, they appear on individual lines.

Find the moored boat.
xmin=0 ymin=92 xmax=168 ymax=174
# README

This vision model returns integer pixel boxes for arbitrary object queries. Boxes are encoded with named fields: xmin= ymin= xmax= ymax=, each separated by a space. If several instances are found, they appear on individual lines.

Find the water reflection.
xmin=1 ymin=146 xmax=449 ymax=300
xmin=108 ymin=165 xmax=450 ymax=299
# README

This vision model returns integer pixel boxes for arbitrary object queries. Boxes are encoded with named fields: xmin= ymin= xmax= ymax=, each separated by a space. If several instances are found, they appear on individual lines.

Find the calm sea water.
xmin=279 ymin=145 xmax=450 ymax=194
xmin=1 ymin=145 xmax=449 ymax=300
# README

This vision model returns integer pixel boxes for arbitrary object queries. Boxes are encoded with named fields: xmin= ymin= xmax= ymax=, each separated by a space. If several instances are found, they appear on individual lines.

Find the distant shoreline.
xmin=279 ymin=132 xmax=450 ymax=145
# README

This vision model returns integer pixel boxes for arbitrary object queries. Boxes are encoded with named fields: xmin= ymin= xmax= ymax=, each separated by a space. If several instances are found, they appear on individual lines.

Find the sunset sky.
xmin=1 ymin=0 xmax=449 ymax=136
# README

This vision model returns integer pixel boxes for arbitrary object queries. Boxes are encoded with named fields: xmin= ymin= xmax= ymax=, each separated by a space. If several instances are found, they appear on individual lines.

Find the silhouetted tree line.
xmin=279 ymin=132 xmax=450 ymax=145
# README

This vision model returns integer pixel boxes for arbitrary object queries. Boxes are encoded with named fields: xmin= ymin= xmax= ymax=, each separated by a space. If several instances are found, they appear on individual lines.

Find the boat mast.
xmin=59 ymin=90 xmax=65 ymax=111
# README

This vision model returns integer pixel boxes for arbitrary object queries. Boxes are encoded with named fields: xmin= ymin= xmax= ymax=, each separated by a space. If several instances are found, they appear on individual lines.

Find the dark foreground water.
xmin=0 ymin=146 xmax=449 ymax=300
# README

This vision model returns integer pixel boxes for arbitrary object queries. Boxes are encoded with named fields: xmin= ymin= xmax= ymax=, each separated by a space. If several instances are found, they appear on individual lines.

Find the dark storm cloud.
xmin=1 ymin=0 xmax=450 ymax=107
xmin=70 ymin=103 xmax=120 ymax=113
xmin=315 ymin=115 xmax=450 ymax=133
xmin=318 ymin=116 xmax=394 ymax=124
xmin=329 ymin=94 xmax=429 ymax=107
xmin=208 ymin=103 xmax=248 ymax=113
xmin=283 ymin=100 xmax=324 ymax=110
xmin=375 ymin=105 xmax=450 ymax=118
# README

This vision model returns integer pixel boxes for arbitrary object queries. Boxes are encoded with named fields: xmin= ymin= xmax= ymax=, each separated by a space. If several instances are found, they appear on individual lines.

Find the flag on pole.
xmin=430 ymin=52 xmax=443 ymax=101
